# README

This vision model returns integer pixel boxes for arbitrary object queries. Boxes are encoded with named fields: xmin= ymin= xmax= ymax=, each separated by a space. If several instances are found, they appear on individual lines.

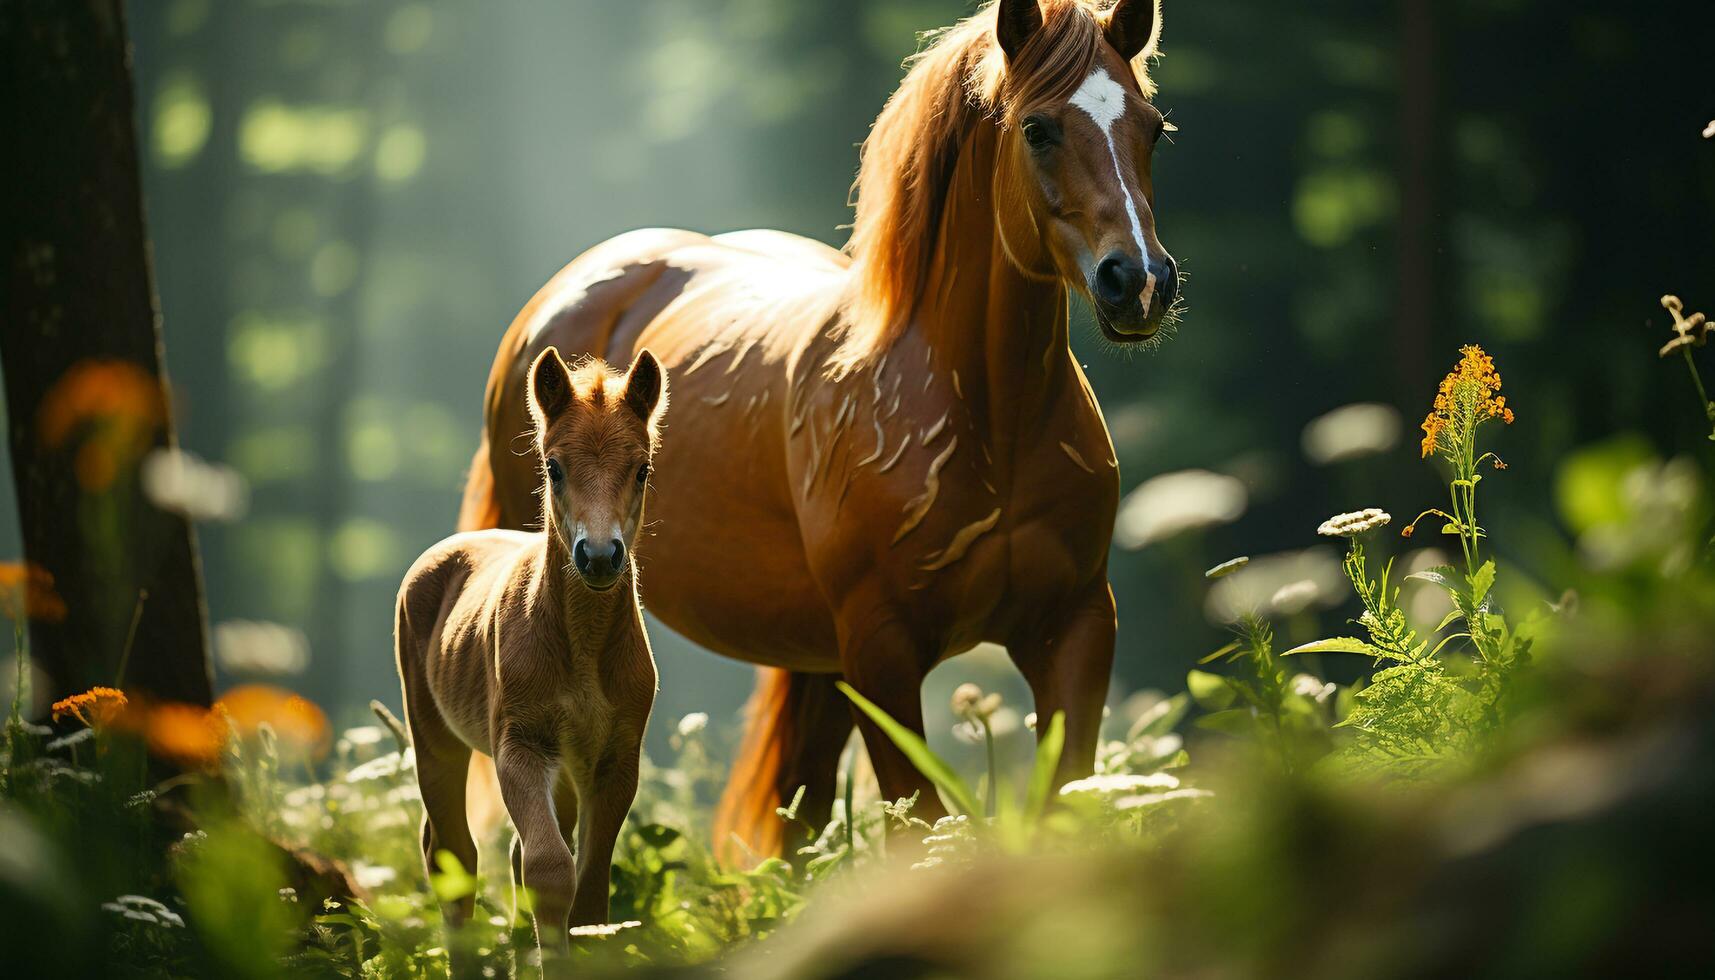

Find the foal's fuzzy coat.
xmin=395 ymin=347 xmax=665 ymax=964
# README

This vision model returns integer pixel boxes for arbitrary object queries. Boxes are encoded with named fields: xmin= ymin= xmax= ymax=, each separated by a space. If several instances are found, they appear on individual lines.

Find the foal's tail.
xmin=457 ymin=435 xmax=508 ymax=842
xmin=715 ymin=668 xmax=850 ymax=864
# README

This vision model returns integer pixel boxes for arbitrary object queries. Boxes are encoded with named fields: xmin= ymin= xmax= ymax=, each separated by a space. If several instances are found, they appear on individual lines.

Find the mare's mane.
xmin=832 ymin=0 xmax=1159 ymax=372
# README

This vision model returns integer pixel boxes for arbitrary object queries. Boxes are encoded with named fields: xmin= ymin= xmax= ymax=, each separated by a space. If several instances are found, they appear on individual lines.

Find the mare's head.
xmin=527 ymin=347 xmax=667 ymax=592
xmin=840 ymin=0 xmax=1178 ymax=367
xmin=993 ymin=0 xmax=1177 ymax=341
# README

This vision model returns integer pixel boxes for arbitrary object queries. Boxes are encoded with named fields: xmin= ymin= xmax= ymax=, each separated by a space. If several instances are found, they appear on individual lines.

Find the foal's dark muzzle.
xmin=1091 ymin=249 xmax=1178 ymax=341
xmin=573 ymin=536 xmax=626 ymax=590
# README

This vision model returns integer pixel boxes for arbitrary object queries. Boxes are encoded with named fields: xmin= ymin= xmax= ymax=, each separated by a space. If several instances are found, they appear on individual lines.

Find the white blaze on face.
xmin=1068 ymin=68 xmax=1156 ymax=312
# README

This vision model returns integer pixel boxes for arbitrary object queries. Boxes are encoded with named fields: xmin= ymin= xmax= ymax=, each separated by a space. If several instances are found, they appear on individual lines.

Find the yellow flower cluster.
xmin=1420 ymin=345 xmax=1515 ymax=458
xmin=51 ymin=686 xmax=128 ymax=729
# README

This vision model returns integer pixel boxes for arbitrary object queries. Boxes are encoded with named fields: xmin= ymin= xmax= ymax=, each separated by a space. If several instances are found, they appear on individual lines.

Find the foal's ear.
xmin=995 ymin=0 xmax=1043 ymax=61
xmin=528 ymin=346 xmax=572 ymax=426
xmin=1104 ymin=0 xmax=1162 ymax=61
xmin=622 ymin=348 xmax=668 ymax=427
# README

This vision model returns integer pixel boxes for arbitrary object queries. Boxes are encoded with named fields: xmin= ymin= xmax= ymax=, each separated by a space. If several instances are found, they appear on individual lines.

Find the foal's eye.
xmin=545 ymin=458 xmax=564 ymax=485
xmin=1021 ymin=116 xmax=1055 ymax=150
xmin=635 ymin=463 xmax=650 ymax=485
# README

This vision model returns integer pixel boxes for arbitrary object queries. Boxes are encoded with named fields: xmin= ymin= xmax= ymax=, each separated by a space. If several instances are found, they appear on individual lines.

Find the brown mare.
xmin=396 ymin=348 xmax=666 ymax=962
xmin=461 ymin=0 xmax=1178 ymax=857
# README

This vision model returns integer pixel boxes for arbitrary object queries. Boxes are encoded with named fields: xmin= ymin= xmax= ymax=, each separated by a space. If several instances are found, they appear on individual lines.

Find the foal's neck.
xmin=535 ymin=530 xmax=638 ymax=654
xmin=909 ymin=119 xmax=1075 ymax=465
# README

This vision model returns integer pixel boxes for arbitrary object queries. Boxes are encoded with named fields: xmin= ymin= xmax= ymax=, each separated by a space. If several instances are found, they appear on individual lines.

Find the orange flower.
xmin=216 ymin=684 xmax=331 ymax=759
xmin=0 ymin=561 xmax=67 ymax=622
xmin=51 ymin=686 xmax=128 ymax=728
xmin=36 ymin=360 xmax=166 ymax=491
xmin=1419 ymin=344 xmax=1515 ymax=458
xmin=142 ymin=701 xmax=230 ymax=770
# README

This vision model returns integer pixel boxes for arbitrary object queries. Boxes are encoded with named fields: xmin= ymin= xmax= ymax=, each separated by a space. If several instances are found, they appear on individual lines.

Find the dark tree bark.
xmin=0 ymin=0 xmax=213 ymax=707
xmin=1396 ymin=0 xmax=1438 ymax=393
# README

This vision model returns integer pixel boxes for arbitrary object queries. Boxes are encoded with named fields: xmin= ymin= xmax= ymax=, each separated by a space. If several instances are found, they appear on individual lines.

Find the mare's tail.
xmin=715 ymin=667 xmax=851 ymax=864
xmin=457 ymin=435 xmax=508 ymax=842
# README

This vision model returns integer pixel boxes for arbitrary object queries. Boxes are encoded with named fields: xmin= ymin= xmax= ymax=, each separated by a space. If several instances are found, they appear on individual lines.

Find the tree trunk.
xmin=1396 ymin=0 xmax=1438 ymax=393
xmin=0 ymin=0 xmax=213 ymax=708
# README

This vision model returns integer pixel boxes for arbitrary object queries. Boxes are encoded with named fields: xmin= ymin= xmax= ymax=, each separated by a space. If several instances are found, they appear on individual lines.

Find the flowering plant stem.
xmin=1678 ymin=347 xmax=1715 ymax=441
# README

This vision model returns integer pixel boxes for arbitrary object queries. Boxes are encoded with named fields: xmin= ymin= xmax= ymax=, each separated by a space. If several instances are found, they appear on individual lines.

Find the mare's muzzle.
xmin=1091 ymin=249 xmax=1178 ymax=340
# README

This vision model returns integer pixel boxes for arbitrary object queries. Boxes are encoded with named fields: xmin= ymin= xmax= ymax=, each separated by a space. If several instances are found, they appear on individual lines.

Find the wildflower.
xmin=51 ymin=686 xmax=128 ymax=729
xmin=1114 ymin=469 xmax=1247 ymax=549
xmin=568 ymin=919 xmax=641 ymax=939
xmin=0 ymin=561 xmax=68 ymax=623
xmin=676 ymin=712 xmax=709 ymax=738
xmin=1419 ymin=345 xmax=1515 ymax=459
xmin=141 ymin=448 xmax=249 ymax=522
xmin=1317 ymin=508 xmax=1392 ymax=538
xmin=143 ymin=702 xmax=229 ymax=770
xmin=1204 ymin=548 xmax=1344 ymax=624
xmin=218 ymin=684 xmax=331 ymax=758
xmin=37 ymin=360 xmax=166 ymax=491
xmin=949 ymin=683 xmax=1001 ymax=723
xmin=1059 ymin=772 xmax=1180 ymax=796
xmin=214 ymin=620 xmax=309 ymax=676
xmin=1658 ymin=295 xmax=1710 ymax=358
xmin=1301 ymin=403 xmax=1401 ymax=465
xmin=1289 ymin=673 xmax=1336 ymax=704
xmin=1705 ymin=120 xmax=1715 ymax=139
xmin=1204 ymin=556 xmax=1249 ymax=579
xmin=1269 ymin=580 xmax=1321 ymax=615
xmin=1114 ymin=787 xmax=1214 ymax=810
xmin=101 ymin=895 xmax=184 ymax=928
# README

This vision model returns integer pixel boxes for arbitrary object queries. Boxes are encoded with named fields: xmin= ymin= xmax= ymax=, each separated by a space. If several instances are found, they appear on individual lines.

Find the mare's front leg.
xmin=836 ymin=608 xmax=946 ymax=826
xmin=569 ymin=739 xmax=643 ymax=927
xmin=496 ymin=734 xmax=576 ymax=963
xmin=1008 ymin=580 xmax=1117 ymax=788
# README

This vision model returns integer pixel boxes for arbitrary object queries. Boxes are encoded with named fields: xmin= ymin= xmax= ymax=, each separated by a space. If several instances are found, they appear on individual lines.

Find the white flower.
xmin=1114 ymin=469 xmax=1248 ymax=549
xmin=214 ymin=619 xmax=309 ymax=676
xmin=1705 ymin=119 xmax=1715 ymax=139
xmin=1269 ymin=580 xmax=1321 ymax=615
xmin=1114 ymin=787 xmax=1214 ymax=810
xmin=141 ymin=448 xmax=248 ymax=522
xmin=1204 ymin=548 xmax=1345 ymax=624
xmin=676 ymin=712 xmax=708 ymax=738
xmin=1301 ymin=403 xmax=1401 ymax=465
xmin=346 ymin=749 xmax=412 ymax=782
xmin=568 ymin=920 xmax=641 ymax=939
xmin=352 ymin=862 xmax=397 ymax=890
xmin=1317 ymin=508 xmax=1392 ymax=538
xmin=1059 ymin=773 xmax=1180 ymax=797
xmin=1204 ymin=556 xmax=1249 ymax=580
xmin=1289 ymin=673 xmax=1336 ymax=704
xmin=341 ymin=726 xmax=384 ymax=747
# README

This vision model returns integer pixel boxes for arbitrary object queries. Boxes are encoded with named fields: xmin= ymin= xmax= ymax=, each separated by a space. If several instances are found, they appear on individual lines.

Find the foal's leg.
xmin=836 ymin=610 xmax=945 ymax=825
xmin=569 ymin=744 xmax=640 ymax=927
xmin=1008 ymin=581 xmax=1117 ymax=789
xmin=509 ymin=776 xmax=578 ymax=925
xmin=496 ymin=739 xmax=576 ymax=961
xmin=402 ymin=692 xmax=479 ymax=929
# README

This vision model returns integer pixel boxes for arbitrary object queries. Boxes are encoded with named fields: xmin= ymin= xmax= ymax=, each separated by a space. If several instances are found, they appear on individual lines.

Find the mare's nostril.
xmin=610 ymin=538 xmax=626 ymax=572
xmin=573 ymin=538 xmax=592 ymax=574
xmin=1095 ymin=251 xmax=1146 ymax=307
xmin=1160 ymin=255 xmax=1179 ymax=304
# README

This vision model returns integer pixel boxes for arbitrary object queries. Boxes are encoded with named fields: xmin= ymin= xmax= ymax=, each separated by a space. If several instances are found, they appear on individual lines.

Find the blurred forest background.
xmin=4 ymin=0 xmax=1713 ymax=759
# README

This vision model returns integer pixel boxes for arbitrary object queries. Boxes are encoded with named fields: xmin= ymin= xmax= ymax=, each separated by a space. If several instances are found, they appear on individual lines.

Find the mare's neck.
xmin=908 ymin=118 xmax=1072 ymax=465
xmin=535 ymin=529 xmax=638 ymax=654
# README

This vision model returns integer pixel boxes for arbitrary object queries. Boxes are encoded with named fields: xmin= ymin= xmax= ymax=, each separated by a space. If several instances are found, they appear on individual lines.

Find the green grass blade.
xmin=836 ymin=682 xmax=978 ymax=816
xmin=1023 ymin=711 xmax=1066 ymax=826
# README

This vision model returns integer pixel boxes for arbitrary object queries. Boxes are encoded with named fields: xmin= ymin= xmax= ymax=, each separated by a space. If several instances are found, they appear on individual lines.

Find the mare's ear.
xmin=622 ymin=348 xmax=668 ymax=428
xmin=1104 ymin=0 xmax=1162 ymax=61
xmin=529 ymin=346 xmax=572 ymax=426
xmin=995 ymin=0 xmax=1043 ymax=62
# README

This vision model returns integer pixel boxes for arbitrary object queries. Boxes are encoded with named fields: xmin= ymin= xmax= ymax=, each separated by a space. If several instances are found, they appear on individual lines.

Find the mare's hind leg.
xmin=777 ymin=673 xmax=855 ymax=855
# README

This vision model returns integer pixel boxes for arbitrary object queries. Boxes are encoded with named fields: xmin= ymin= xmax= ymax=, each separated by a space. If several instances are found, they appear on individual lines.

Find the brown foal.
xmin=394 ymin=346 xmax=666 ymax=964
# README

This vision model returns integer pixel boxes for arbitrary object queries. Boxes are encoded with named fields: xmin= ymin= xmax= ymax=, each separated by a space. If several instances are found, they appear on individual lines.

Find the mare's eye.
xmin=1021 ymin=116 xmax=1054 ymax=150
xmin=545 ymin=458 xmax=564 ymax=485
xmin=635 ymin=463 xmax=650 ymax=486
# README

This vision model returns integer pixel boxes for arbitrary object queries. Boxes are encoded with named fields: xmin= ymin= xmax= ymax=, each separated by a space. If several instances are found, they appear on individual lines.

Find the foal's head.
xmin=993 ymin=0 xmax=1177 ymax=341
xmin=527 ymin=347 xmax=667 ymax=592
